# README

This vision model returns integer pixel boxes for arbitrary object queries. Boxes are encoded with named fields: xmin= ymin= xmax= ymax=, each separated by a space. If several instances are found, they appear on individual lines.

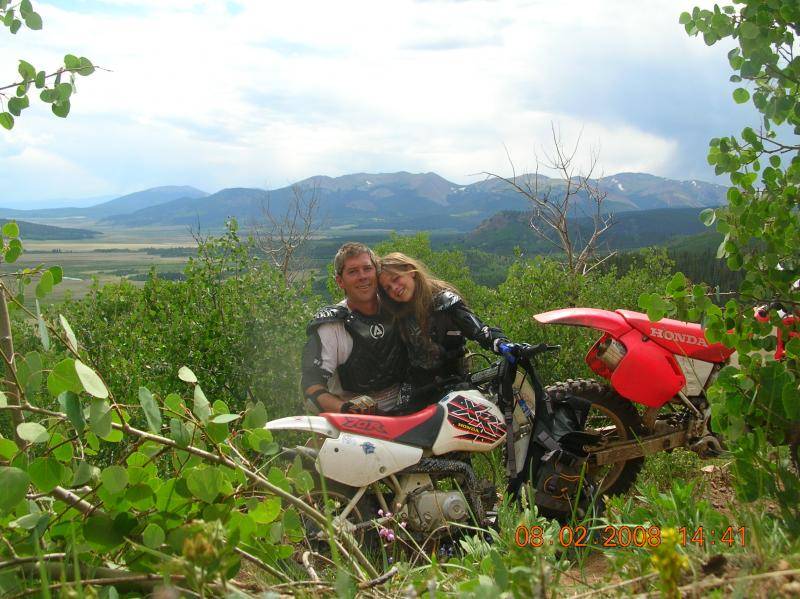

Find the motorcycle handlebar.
xmin=519 ymin=343 xmax=561 ymax=357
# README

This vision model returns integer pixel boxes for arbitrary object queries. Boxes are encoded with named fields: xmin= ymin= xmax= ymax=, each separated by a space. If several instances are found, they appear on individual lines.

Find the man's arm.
xmin=303 ymin=384 xmax=346 ymax=413
xmin=301 ymin=321 xmax=351 ymax=413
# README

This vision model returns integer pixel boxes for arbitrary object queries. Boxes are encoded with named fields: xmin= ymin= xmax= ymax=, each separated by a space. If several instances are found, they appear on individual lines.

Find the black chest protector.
xmin=309 ymin=304 xmax=407 ymax=395
xmin=405 ymin=291 xmax=468 ymax=377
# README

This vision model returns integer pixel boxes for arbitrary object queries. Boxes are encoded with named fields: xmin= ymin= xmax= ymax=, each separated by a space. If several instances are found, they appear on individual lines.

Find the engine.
xmin=406 ymin=489 xmax=469 ymax=532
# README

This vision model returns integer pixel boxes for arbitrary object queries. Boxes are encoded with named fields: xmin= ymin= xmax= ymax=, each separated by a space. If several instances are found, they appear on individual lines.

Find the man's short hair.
xmin=333 ymin=242 xmax=379 ymax=276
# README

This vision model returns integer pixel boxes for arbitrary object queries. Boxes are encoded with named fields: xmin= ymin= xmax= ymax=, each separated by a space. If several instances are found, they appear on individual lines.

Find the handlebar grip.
xmin=520 ymin=343 xmax=561 ymax=357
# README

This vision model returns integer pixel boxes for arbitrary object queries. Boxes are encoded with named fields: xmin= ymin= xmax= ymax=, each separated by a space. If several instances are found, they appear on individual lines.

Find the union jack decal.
xmin=445 ymin=395 xmax=505 ymax=444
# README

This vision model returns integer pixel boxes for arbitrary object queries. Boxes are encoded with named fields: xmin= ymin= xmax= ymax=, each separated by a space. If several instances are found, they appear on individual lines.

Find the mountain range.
xmin=0 ymin=172 xmax=727 ymax=232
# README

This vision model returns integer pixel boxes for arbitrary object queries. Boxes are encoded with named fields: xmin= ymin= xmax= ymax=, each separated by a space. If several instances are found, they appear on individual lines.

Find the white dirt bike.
xmin=265 ymin=343 xmax=583 ymax=547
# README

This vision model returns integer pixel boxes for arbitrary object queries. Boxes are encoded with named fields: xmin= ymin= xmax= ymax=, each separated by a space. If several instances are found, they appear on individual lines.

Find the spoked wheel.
xmin=546 ymin=379 xmax=645 ymax=496
xmin=298 ymin=484 xmax=378 ymax=567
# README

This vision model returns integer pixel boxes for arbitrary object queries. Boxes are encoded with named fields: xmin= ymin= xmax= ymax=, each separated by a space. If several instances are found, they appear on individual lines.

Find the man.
xmin=301 ymin=242 xmax=407 ymax=414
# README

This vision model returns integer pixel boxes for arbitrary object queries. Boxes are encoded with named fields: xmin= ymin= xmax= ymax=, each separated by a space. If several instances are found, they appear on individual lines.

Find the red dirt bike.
xmin=534 ymin=304 xmax=800 ymax=495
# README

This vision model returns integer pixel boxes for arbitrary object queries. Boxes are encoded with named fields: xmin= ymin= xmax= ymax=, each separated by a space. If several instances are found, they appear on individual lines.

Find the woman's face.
xmin=379 ymin=269 xmax=416 ymax=303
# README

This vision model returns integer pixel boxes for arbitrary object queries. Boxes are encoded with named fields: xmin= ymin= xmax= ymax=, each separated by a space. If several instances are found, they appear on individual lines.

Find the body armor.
xmin=308 ymin=305 xmax=407 ymax=395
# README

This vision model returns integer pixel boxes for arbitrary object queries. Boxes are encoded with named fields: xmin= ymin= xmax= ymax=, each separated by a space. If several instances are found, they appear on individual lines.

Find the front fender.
xmin=534 ymin=308 xmax=631 ymax=337
xmin=265 ymin=415 xmax=339 ymax=438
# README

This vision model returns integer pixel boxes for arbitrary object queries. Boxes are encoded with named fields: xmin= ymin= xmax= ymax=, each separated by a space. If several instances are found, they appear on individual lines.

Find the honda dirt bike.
xmin=534 ymin=304 xmax=800 ymax=495
xmin=264 ymin=343 xmax=586 ymax=549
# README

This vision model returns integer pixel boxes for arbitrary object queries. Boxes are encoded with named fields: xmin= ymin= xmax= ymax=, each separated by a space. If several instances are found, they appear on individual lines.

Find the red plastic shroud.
xmin=323 ymin=403 xmax=439 ymax=440
xmin=618 ymin=310 xmax=734 ymax=362
xmin=535 ymin=308 xmax=720 ymax=408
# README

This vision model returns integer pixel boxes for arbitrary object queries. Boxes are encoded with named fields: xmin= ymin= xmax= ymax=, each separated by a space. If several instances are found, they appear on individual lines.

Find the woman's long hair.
xmin=379 ymin=252 xmax=460 ymax=337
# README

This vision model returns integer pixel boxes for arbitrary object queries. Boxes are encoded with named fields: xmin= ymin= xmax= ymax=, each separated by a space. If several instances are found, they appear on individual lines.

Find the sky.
xmin=1 ymin=0 xmax=757 ymax=207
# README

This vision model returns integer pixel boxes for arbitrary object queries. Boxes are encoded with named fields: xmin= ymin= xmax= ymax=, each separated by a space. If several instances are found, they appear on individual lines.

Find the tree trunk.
xmin=0 ymin=284 xmax=23 ymax=448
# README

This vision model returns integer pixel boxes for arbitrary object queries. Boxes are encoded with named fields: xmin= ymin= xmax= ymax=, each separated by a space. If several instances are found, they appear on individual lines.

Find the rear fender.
xmin=534 ymin=308 xmax=632 ymax=337
xmin=265 ymin=415 xmax=339 ymax=438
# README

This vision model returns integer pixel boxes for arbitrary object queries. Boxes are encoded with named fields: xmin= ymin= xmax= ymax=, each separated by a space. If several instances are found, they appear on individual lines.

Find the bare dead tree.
xmin=251 ymin=183 xmax=321 ymax=286
xmin=486 ymin=124 xmax=616 ymax=276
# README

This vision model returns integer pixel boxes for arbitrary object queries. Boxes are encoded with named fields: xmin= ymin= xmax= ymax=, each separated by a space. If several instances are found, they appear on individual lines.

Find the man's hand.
xmin=341 ymin=395 xmax=377 ymax=414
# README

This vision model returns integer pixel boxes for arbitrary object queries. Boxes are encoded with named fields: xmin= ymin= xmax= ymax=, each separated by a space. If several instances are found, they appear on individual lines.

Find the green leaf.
xmin=0 ymin=438 xmax=18 ymax=460
xmin=251 ymin=497 xmax=281 ymax=524
xmin=28 ymin=457 xmax=64 ymax=493
xmin=75 ymin=360 xmax=108 ymax=398
xmin=84 ymin=514 xmax=124 ymax=548
xmin=19 ymin=0 xmax=32 ymax=14
xmin=739 ymin=21 xmax=759 ymax=39
xmin=78 ymin=57 xmax=95 ymax=76
xmin=10 ymin=19 xmax=21 ymax=34
xmin=48 ymin=358 xmax=82 ymax=397
xmin=35 ymin=299 xmax=50 ymax=351
xmin=699 ymin=208 xmax=716 ymax=226
xmin=243 ymin=401 xmax=267 ymax=429
xmin=678 ymin=12 xmax=691 ymax=25
xmin=138 ymin=387 xmax=162 ymax=433
xmin=211 ymin=413 xmax=239 ymax=424
xmin=101 ymin=465 xmax=129 ymax=495
xmin=23 ymin=10 xmax=41 ymax=29
xmin=247 ymin=428 xmax=278 ymax=455
xmin=178 ymin=366 xmax=197 ymax=383
xmin=72 ymin=461 xmax=95 ymax=486
xmin=170 ymin=418 xmax=191 ymax=448
xmin=4 ymin=238 xmax=22 ymax=263
xmin=715 ymin=233 xmax=729 ymax=259
xmin=55 ymin=82 xmax=72 ymax=101
xmin=89 ymin=398 xmax=112 ymax=438
xmin=59 ymin=391 xmax=85 ymax=434
xmin=35 ymin=269 xmax=53 ymax=299
xmin=0 ymin=467 xmax=29 ymax=513
xmin=142 ymin=523 xmax=165 ymax=549
xmin=10 ymin=512 xmax=48 ymax=531
xmin=667 ymin=271 xmax=686 ymax=293
xmin=48 ymin=265 xmax=63 ymax=285
xmin=52 ymin=99 xmax=70 ymax=118
xmin=7 ymin=96 xmax=28 ymax=116
xmin=64 ymin=54 xmax=81 ymax=69
xmin=0 ymin=112 xmax=14 ymax=130
xmin=192 ymin=385 xmax=211 ymax=423
xmin=164 ymin=393 xmax=184 ymax=416
xmin=185 ymin=466 xmax=224 ymax=503
xmin=59 ymin=314 xmax=79 ymax=354
xmin=35 ymin=70 xmax=45 ymax=88
xmin=782 ymin=381 xmax=800 ymax=421
xmin=17 ymin=422 xmax=49 ymax=443
xmin=733 ymin=88 xmax=750 ymax=104
xmin=17 ymin=59 xmax=35 ymax=80
xmin=50 ymin=433 xmax=73 ymax=463
xmin=267 ymin=467 xmax=292 ymax=493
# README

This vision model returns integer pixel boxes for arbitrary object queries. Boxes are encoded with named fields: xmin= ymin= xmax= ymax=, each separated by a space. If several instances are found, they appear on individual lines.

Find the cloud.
xmin=1 ymin=0 xmax=745 ymax=204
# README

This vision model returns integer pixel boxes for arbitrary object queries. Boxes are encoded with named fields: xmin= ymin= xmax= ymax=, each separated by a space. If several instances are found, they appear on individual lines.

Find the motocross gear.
xmin=301 ymin=301 xmax=407 ymax=412
xmin=403 ymin=291 xmax=507 ymax=404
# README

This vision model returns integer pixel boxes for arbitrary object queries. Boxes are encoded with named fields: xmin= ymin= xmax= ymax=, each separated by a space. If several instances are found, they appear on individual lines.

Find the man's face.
xmin=336 ymin=253 xmax=377 ymax=304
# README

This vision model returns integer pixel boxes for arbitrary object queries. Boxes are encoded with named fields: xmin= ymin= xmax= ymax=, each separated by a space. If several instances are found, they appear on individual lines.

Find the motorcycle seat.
xmin=617 ymin=309 xmax=734 ymax=363
xmin=322 ymin=403 xmax=445 ymax=448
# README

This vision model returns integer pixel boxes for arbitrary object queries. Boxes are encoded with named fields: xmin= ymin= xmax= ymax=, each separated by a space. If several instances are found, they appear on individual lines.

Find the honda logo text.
xmin=650 ymin=327 xmax=709 ymax=347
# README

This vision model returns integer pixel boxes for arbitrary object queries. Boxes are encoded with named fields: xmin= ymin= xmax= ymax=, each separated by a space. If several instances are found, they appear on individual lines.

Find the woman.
xmin=378 ymin=252 xmax=510 ymax=407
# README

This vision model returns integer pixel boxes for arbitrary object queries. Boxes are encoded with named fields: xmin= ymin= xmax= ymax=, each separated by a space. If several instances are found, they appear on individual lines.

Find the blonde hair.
xmin=378 ymin=252 xmax=459 ymax=336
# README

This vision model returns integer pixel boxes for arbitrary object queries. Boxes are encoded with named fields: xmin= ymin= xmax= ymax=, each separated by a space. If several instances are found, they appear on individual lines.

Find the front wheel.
xmin=546 ymin=379 xmax=645 ymax=496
